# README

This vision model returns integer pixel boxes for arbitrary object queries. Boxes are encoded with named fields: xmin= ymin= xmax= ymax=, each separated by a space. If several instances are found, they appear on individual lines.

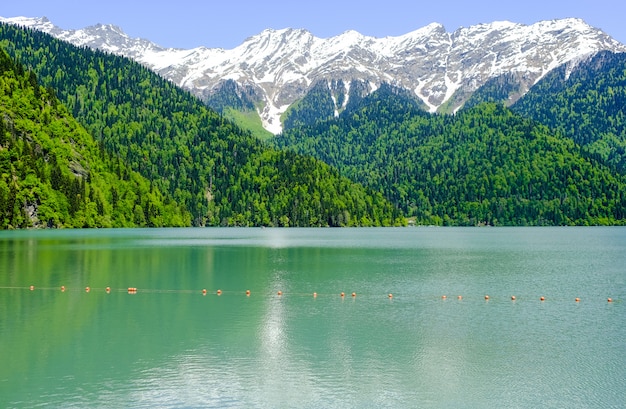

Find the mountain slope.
xmin=0 ymin=48 xmax=188 ymax=228
xmin=511 ymin=50 xmax=626 ymax=172
xmin=0 ymin=22 xmax=403 ymax=227
xmin=2 ymin=16 xmax=624 ymax=133
xmin=274 ymin=90 xmax=626 ymax=225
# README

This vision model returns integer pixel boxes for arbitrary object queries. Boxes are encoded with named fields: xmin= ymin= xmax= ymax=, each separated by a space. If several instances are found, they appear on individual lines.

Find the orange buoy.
xmin=352 ymin=292 xmax=356 ymax=297
xmin=313 ymin=292 xmax=317 ymax=298
xmin=30 ymin=285 xmax=34 ymax=291
xmin=511 ymin=295 xmax=516 ymax=301
xmin=575 ymin=297 xmax=580 ymax=302
xmin=540 ymin=296 xmax=545 ymax=301
xmin=85 ymin=287 xmax=90 ymax=293
xmin=277 ymin=291 xmax=283 ymax=296
xmin=246 ymin=290 xmax=251 ymax=296
xmin=388 ymin=293 xmax=393 ymax=299
xmin=202 ymin=289 xmax=207 ymax=295
xmin=608 ymin=297 xmax=613 ymax=303
xmin=340 ymin=292 xmax=345 ymax=297
xmin=61 ymin=285 xmax=66 ymax=292
xmin=128 ymin=287 xmax=137 ymax=294
xmin=216 ymin=289 xmax=222 ymax=295
xmin=106 ymin=287 xmax=111 ymax=293
xmin=457 ymin=295 xmax=462 ymax=300
xmin=484 ymin=295 xmax=490 ymax=300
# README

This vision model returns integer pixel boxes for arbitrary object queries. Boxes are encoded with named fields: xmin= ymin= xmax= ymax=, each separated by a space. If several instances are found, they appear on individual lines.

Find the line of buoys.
xmin=11 ymin=286 xmax=617 ymax=304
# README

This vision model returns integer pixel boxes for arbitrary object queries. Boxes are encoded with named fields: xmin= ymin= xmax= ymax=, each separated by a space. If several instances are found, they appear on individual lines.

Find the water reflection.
xmin=1 ymin=228 xmax=625 ymax=407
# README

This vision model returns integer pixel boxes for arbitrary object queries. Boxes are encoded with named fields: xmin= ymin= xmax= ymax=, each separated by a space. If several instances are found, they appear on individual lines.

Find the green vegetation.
xmin=275 ymin=86 xmax=626 ymax=226
xmin=464 ymin=72 xmax=526 ymax=110
xmin=0 ymin=23 xmax=403 ymax=227
xmin=3 ymin=21 xmax=625 ymax=228
xmin=282 ymin=80 xmax=338 ymax=130
xmin=222 ymin=107 xmax=273 ymax=141
xmin=0 ymin=48 xmax=189 ymax=228
xmin=512 ymin=51 xmax=626 ymax=173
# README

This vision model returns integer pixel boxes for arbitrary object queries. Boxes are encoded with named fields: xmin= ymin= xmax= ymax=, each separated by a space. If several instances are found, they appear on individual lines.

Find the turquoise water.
xmin=0 ymin=227 xmax=625 ymax=408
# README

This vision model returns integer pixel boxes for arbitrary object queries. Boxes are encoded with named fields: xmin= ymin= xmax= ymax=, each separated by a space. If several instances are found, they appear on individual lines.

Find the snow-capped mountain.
xmin=2 ymin=16 xmax=625 ymax=133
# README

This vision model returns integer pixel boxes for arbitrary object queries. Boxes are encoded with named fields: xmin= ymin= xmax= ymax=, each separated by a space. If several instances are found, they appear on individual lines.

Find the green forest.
xmin=0 ymin=23 xmax=403 ymax=228
xmin=2 ymin=21 xmax=626 ymax=228
xmin=511 ymin=51 xmax=626 ymax=173
xmin=0 ymin=48 xmax=188 ymax=228
xmin=274 ymin=84 xmax=626 ymax=226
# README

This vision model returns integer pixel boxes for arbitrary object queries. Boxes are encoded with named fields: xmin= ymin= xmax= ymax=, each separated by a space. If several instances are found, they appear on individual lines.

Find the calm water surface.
xmin=0 ymin=227 xmax=625 ymax=408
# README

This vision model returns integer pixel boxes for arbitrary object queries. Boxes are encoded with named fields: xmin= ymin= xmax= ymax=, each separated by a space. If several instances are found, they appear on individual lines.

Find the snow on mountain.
xmin=2 ymin=16 xmax=625 ymax=133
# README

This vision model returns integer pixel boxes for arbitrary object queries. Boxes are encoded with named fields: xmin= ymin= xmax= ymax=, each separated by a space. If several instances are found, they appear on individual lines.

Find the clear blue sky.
xmin=2 ymin=0 xmax=625 ymax=49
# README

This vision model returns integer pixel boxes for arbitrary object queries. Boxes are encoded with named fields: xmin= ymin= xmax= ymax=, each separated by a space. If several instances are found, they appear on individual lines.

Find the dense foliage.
xmin=463 ymin=72 xmax=526 ymax=110
xmin=0 ymin=48 xmax=189 ymax=228
xmin=0 ymin=23 xmax=403 ymax=227
xmin=512 ymin=51 xmax=626 ymax=173
xmin=275 ymin=87 xmax=626 ymax=226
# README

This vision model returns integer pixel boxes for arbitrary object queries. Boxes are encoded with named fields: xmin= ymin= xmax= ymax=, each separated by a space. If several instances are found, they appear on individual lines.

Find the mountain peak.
xmin=4 ymin=16 xmax=625 ymax=133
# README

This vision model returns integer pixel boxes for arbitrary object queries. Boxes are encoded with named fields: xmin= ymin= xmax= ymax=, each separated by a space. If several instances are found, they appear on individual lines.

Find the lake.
xmin=0 ymin=227 xmax=625 ymax=408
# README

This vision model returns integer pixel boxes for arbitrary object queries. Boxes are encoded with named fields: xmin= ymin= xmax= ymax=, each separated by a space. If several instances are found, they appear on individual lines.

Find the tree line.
xmin=0 ymin=23 xmax=403 ymax=227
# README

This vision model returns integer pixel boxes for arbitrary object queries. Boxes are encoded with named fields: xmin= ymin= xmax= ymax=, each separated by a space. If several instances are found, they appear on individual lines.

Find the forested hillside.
xmin=0 ymin=23 xmax=403 ymax=227
xmin=275 ymin=87 xmax=626 ymax=226
xmin=512 ymin=51 xmax=626 ymax=173
xmin=0 ymin=48 xmax=188 ymax=228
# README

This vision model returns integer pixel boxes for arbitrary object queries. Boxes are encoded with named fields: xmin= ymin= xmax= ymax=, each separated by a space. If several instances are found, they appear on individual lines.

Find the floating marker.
xmin=457 ymin=295 xmax=462 ymax=300
xmin=277 ymin=291 xmax=282 ymax=296
xmin=106 ymin=287 xmax=111 ymax=293
xmin=484 ymin=295 xmax=490 ymax=300
xmin=575 ymin=297 xmax=580 ymax=302
xmin=61 ymin=285 xmax=66 ymax=292
xmin=246 ymin=290 xmax=251 ymax=296
xmin=217 ymin=289 xmax=222 ymax=295
xmin=340 ymin=292 xmax=345 ymax=297
xmin=442 ymin=295 xmax=447 ymax=300
xmin=511 ymin=295 xmax=516 ymax=301
xmin=608 ymin=298 xmax=613 ymax=303
xmin=202 ymin=289 xmax=207 ymax=295
xmin=388 ymin=293 xmax=393 ymax=299
xmin=540 ymin=296 xmax=545 ymax=301
xmin=85 ymin=287 xmax=90 ymax=293
xmin=30 ymin=285 xmax=34 ymax=291
xmin=313 ymin=292 xmax=317 ymax=298
xmin=128 ymin=287 xmax=137 ymax=294
xmin=352 ymin=292 xmax=356 ymax=298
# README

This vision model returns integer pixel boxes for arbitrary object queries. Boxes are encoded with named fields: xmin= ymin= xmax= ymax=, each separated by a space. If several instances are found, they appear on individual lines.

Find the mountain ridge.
xmin=2 ymin=16 xmax=625 ymax=134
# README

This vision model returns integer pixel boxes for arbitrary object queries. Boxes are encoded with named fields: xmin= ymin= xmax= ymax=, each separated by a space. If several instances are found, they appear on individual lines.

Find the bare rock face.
xmin=4 ymin=16 xmax=625 ymax=133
